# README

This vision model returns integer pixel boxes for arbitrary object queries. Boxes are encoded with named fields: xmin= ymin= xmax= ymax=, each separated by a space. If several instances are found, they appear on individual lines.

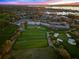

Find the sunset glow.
xmin=0 ymin=0 xmax=79 ymax=5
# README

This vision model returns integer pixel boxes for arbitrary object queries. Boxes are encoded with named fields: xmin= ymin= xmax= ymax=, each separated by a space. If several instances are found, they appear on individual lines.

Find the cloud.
xmin=0 ymin=0 xmax=60 ymax=2
xmin=64 ymin=0 xmax=79 ymax=1
xmin=16 ymin=0 xmax=48 ymax=2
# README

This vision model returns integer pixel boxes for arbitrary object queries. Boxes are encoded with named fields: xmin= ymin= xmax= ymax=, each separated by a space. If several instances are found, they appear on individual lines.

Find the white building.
xmin=68 ymin=39 xmax=76 ymax=45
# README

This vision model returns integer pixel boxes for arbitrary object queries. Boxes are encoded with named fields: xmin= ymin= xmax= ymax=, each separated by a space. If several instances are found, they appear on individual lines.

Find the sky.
xmin=0 ymin=0 xmax=48 ymax=2
xmin=0 ymin=0 xmax=79 ymax=5
xmin=0 ymin=0 xmax=79 ymax=2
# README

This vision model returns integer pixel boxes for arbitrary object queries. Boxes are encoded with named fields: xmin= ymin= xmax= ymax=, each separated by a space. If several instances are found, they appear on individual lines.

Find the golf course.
xmin=11 ymin=25 xmax=60 ymax=59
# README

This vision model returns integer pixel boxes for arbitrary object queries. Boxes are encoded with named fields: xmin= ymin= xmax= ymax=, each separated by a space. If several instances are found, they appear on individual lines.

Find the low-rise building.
xmin=49 ymin=22 xmax=70 ymax=29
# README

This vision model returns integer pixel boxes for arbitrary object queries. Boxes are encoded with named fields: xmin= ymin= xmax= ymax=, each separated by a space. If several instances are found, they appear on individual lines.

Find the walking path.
xmin=47 ymin=32 xmax=56 ymax=49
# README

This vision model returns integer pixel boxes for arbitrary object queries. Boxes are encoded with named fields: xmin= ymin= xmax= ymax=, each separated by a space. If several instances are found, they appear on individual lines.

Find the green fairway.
xmin=12 ymin=47 xmax=60 ymax=59
xmin=12 ymin=25 xmax=60 ymax=59
xmin=14 ymin=26 xmax=48 ymax=49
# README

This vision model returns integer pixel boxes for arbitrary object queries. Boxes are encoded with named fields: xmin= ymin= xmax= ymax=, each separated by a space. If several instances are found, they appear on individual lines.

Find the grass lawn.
xmin=55 ymin=31 xmax=79 ymax=58
xmin=14 ymin=25 xmax=48 ymax=49
xmin=61 ymin=34 xmax=79 ymax=58
xmin=0 ymin=23 xmax=18 ymax=46
xmin=12 ymin=47 xmax=60 ymax=59
xmin=12 ymin=25 xmax=60 ymax=59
